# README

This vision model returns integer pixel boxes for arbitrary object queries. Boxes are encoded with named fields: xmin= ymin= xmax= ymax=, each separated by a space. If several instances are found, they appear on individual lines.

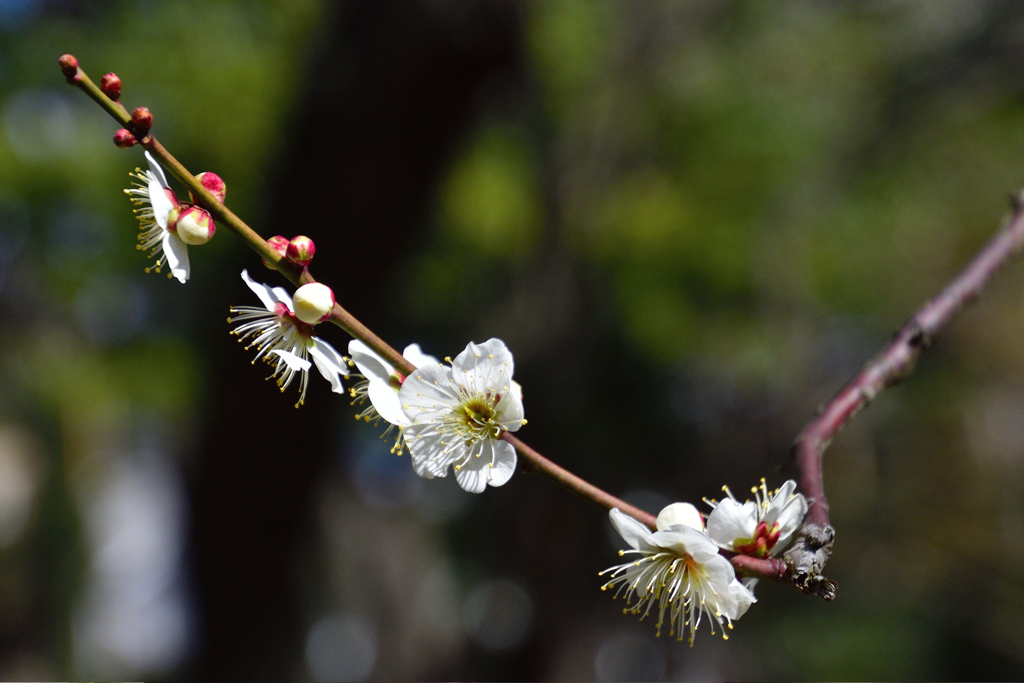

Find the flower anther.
xmin=399 ymin=339 xmax=525 ymax=493
xmin=228 ymin=270 xmax=348 ymax=408
xmin=124 ymin=151 xmax=190 ymax=283
xmin=292 ymin=282 xmax=334 ymax=324
xmin=601 ymin=504 xmax=756 ymax=645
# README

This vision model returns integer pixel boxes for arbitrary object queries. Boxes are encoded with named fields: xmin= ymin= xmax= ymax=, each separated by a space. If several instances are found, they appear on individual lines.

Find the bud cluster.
xmin=262 ymin=234 xmax=317 ymax=269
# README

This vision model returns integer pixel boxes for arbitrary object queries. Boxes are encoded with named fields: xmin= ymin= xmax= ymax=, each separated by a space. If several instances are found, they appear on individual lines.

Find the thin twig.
xmin=784 ymin=194 xmax=1024 ymax=599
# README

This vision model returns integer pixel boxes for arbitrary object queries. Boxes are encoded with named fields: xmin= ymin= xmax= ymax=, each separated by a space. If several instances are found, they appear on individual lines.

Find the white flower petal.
xmin=725 ymin=577 xmax=757 ymax=620
xmin=311 ymin=337 xmax=348 ymax=375
xmin=485 ymin=439 xmax=517 ymax=487
xmin=450 ymin=338 xmax=514 ymax=393
xmin=163 ymin=232 xmax=190 ymax=283
xmin=609 ymin=508 xmax=655 ymax=551
xmin=271 ymin=349 xmax=311 ymax=372
xmin=706 ymin=499 xmax=758 ymax=551
xmin=367 ymin=377 xmax=408 ymax=425
xmin=404 ymin=424 xmax=451 ymax=478
xmin=763 ymin=479 xmax=798 ymax=527
xmin=495 ymin=386 xmax=525 ymax=430
xmin=454 ymin=459 xmax=489 ymax=493
xmin=651 ymin=524 xmax=720 ymax=562
xmin=309 ymin=341 xmax=347 ymax=394
xmin=399 ymin=363 xmax=459 ymax=412
xmin=772 ymin=494 xmax=807 ymax=553
xmin=241 ymin=269 xmax=286 ymax=311
xmin=348 ymin=339 xmax=394 ymax=381
xmin=402 ymin=343 xmax=438 ymax=368
xmin=656 ymin=502 xmax=704 ymax=532
xmin=145 ymin=150 xmax=170 ymax=188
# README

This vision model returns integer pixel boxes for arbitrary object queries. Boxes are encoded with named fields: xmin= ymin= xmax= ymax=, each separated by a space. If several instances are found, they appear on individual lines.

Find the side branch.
xmin=786 ymin=192 xmax=1024 ymax=599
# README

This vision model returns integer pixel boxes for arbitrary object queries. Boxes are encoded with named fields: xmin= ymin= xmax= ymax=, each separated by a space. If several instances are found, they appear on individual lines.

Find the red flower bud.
xmin=100 ymin=73 xmax=121 ymax=101
xmin=113 ymin=128 xmax=137 ymax=148
xmin=262 ymin=235 xmax=289 ymax=269
xmin=190 ymin=172 xmax=226 ymax=203
xmin=131 ymin=107 xmax=152 ymax=134
xmin=286 ymin=235 xmax=315 ymax=267
xmin=58 ymin=54 xmax=78 ymax=79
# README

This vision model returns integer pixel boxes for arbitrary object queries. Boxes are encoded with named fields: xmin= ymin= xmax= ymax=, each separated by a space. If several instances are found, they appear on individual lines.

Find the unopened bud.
xmin=190 ymin=172 xmax=226 ymax=203
xmin=100 ymin=73 xmax=121 ymax=100
xmin=58 ymin=54 xmax=78 ymax=79
xmin=286 ymin=235 xmax=316 ymax=267
xmin=292 ymin=282 xmax=335 ymax=324
xmin=172 ymin=205 xmax=216 ymax=245
xmin=131 ymin=107 xmax=152 ymax=134
xmin=261 ymin=235 xmax=289 ymax=269
xmin=113 ymin=128 xmax=137 ymax=148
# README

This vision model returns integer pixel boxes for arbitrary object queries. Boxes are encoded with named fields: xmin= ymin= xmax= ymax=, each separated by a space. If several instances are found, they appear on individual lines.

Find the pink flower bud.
xmin=113 ymin=128 xmax=137 ymax=148
xmin=173 ymin=205 xmax=216 ymax=245
xmin=292 ymin=282 xmax=335 ymax=324
xmin=286 ymin=235 xmax=315 ymax=267
xmin=58 ymin=54 xmax=78 ymax=79
xmin=100 ymin=73 xmax=121 ymax=101
xmin=131 ymin=107 xmax=152 ymax=134
xmin=262 ymin=235 xmax=289 ymax=269
xmin=190 ymin=172 xmax=226 ymax=203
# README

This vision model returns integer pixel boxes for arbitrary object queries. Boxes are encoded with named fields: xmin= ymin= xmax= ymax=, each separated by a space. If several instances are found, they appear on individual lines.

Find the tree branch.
xmin=784 ymin=192 xmax=1024 ymax=599
xmin=66 ymin=54 xmax=1024 ymax=592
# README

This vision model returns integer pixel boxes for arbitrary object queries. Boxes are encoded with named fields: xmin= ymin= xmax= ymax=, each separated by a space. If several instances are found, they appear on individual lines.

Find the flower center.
xmin=453 ymin=396 xmax=499 ymax=440
xmin=733 ymin=521 xmax=781 ymax=558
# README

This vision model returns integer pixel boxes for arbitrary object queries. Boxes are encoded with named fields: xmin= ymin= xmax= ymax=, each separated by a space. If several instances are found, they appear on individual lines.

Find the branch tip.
xmin=58 ymin=54 xmax=78 ymax=79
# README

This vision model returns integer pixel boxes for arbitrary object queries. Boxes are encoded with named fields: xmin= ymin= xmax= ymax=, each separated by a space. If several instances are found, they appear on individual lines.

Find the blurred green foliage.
xmin=4 ymin=0 xmax=1024 ymax=680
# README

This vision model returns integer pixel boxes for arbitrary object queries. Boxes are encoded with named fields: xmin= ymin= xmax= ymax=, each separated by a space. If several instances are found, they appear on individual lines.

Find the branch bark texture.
xmin=785 ymin=195 xmax=1024 ymax=599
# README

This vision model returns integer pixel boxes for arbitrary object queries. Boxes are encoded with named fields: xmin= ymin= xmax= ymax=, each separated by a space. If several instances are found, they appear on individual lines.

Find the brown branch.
xmin=785 ymin=193 xmax=1024 ymax=600
xmin=60 ymin=55 xmax=692 ymax=569
xmin=66 ymin=54 xmax=1024 ymax=592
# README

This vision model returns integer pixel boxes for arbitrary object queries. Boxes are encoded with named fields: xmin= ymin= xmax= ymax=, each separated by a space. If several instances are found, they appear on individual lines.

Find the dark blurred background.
xmin=2 ymin=0 xmax=1024 ymax=680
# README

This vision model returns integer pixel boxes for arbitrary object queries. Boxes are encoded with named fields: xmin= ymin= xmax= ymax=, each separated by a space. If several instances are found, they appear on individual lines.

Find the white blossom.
xmin=704 ymin=479 xmax=807 ymax=591
xmin=705 ymin=479 xmax=807 ymax=556
xmin=228 ymin=270 xmax=348 ymax=407
xmin=124 ymin=151 xmax=189 ymax=283
xmin=347 ymin=339 xmax=439 ymax=455
xmin=399 ymin=339 xmax=525 ymax=493
xmin=601 ymin=503 xmax=756 ymax=645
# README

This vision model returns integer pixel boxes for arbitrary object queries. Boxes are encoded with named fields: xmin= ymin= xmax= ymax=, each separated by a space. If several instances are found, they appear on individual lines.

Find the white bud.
xmin=292 ymin=282 xmax=335 ymax=324
xmin=174 ymin=206 xmax=216 ymax=245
